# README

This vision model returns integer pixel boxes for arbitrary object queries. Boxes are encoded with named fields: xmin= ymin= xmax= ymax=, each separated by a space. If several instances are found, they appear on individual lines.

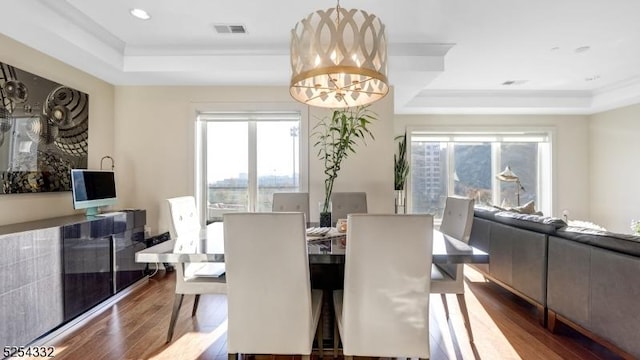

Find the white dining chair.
xmin=166 ymin=196 xmax=226 ymax=343
xmin=272 ymin=192 xmax=310 ymax=222
xmin=330 ymin=192 xmax=367 ymax=226
xmin=431 ymin=196 xmax=475 ymax=342
xmin=223 ymin=212 xmax=323 ymax=359
xmin=333 ymin=214 xmax=433 ymax=359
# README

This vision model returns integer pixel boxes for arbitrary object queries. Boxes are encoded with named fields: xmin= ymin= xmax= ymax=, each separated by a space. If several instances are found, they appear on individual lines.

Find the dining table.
xmin=135 ymin=222 xmax=489 ymax=266
xmin=136 ymin=221 xmax=489 ymax=348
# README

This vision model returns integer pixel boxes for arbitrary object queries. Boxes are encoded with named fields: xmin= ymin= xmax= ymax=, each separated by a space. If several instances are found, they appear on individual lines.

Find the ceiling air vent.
xmin=213 ymin=24 xmax=247 ymax=34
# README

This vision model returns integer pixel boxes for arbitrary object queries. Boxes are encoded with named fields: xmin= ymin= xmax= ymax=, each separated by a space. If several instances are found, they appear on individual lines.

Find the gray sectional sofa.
xmin=469 ymin=206 xmax=640 ymax=359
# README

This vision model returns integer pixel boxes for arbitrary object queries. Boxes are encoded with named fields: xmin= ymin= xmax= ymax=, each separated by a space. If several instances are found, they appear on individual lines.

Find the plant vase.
xmin=319 ymin=200 xmax=332 ymax=227
xmin=319 ymin=212 xmax=332 ymax=227
xmin=394 ymin=189 xmax=406 ymax=214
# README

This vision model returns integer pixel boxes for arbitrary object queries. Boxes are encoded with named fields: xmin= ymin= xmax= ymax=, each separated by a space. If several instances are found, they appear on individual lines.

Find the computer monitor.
xmin=70 ymin=169 xmax=117 ymax=216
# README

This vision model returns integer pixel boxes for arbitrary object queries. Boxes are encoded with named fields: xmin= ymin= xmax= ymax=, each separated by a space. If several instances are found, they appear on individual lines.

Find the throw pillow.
xmin=509 ymin=200 xmax=537 ymax=215
xmin=568 ymin=219 xmax=607 ymax=231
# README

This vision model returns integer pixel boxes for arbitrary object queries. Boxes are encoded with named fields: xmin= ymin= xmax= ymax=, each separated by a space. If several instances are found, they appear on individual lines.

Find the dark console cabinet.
xmin=62 ymin=210 xmax=147 ymax=321
xmin=62 ymin=217 xmax=114 ymax=321
xmin=112 ymin=211 xmax=147 ymax=293
xmin=0 ymin=210 xmax=147 ymax=348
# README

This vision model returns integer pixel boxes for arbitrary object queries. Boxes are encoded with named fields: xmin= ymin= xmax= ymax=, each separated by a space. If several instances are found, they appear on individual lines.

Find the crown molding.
xmin=399 ymin=89 xmax=594 ymax=115
xmin=37 ymin=0 xmax=125 ymax=53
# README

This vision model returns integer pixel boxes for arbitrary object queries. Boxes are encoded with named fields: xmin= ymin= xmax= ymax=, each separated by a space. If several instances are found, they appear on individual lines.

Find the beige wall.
xmin=589 ymin=103 xmax=640 ymax=233
xmin=114 ymin=86 xmax=394 ymax=234
xmin=308 ymin=93 xmax=395 ymax=223
xmin=395 ymin=114 xmax=591 ymax=219
xmin=0 ymin=34 xmax=115 ymax=226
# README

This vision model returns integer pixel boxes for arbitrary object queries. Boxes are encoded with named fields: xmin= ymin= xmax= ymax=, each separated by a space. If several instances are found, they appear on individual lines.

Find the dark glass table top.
xmin=137 ymin=223 xmax=489 ymax=265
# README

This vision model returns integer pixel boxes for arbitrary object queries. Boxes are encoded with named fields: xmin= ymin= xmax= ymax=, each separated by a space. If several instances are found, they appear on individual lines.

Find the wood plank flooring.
xmin=38 ymin=266 xmax=621 ymax=360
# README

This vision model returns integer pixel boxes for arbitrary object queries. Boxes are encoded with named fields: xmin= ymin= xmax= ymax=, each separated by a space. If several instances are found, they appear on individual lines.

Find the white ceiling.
xmin=3 ymin=0 xmax=640 ymax=114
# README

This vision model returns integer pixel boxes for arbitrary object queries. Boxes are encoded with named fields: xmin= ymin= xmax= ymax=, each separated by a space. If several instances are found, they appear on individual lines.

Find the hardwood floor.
xmin=40 ymin=267 xmax=621 ymax=360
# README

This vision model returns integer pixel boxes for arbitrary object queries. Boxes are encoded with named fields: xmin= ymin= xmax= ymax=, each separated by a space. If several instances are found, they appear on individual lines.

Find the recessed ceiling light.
xmin=130 ymin=8 xmax=151 ymax=20
xmin=575 ymin=46 xmax=591 ymax=54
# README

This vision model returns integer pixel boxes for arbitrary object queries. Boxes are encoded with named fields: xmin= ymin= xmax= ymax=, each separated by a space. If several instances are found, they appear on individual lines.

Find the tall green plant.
xmin=313 ymin=106 xmax=376 ymax=213
xmin=394 ymin=133 xmax=409 ymax=190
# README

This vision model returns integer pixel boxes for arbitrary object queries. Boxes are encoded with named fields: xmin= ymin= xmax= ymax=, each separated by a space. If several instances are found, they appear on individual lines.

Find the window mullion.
xmin=197 ymin=120 xmax=208 ymax=225
xmin=248 ymin=121 xmax=257 ymax=212
xmin=447 ymin=143 xmax=455 ymax=196
xmin=491 ymin=143 xmax=501 ymax=206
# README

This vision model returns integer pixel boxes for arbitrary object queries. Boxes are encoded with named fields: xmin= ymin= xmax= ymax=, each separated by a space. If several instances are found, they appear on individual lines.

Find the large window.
xmin=409 ymin=130 xmax=552 ymax=220
xmin=196 ymin=111 xmax=306 ymax=223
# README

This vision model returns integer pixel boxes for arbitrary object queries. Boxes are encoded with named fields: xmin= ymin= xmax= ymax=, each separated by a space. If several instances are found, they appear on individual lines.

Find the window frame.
xmin=193 ymin=103 xmax=309 ymax=224
xmin=406 ymin=125 xmax=555 ymax=217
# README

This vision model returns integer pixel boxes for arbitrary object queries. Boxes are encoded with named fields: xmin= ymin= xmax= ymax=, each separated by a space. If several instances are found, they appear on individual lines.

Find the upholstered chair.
xmin=223 ymin=212 xmax=323 ymax=360
xmin=333 ymin=214 xmax=433 ymax=359
xmin=166 ymin=196 xmax=226 ymax=343
xmin=431 ymin=196 xmax=475 ymax=342
xmin=330 ymin=192 xmax=367 ymax=226
xmin=272 ymin=192 xmax=310 ymax=222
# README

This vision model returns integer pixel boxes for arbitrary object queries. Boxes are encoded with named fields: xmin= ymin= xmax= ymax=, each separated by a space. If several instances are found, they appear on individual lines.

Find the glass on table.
xmin=336 ymin=218 xmax=347 ymax=233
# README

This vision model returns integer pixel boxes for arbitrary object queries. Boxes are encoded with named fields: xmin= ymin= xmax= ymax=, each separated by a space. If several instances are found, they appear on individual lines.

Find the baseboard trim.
xmin=29 ymin=277 xmax=150 ymax=347
xmin=548 ymin=310 xmax=636 ymax=360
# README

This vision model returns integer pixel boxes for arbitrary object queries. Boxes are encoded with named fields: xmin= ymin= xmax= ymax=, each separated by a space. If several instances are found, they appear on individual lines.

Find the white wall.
xmin=0 ymin=34 xmax=115 ymax=227
xmin=589 ymin=103 xmax=640 ymax=233
xmin=113 ymin=86 xmax=394 ymax=234
xmin=394 ymin=114 xmax=591 ymax=219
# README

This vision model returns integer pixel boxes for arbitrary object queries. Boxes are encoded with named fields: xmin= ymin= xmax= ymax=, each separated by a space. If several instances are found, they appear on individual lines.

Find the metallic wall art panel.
xmin=0 ymin=62 xmax=88 ymax=194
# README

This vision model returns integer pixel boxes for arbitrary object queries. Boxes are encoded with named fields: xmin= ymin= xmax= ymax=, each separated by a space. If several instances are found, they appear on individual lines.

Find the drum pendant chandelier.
xmin=289 ymin=1 xmax=389 ymax=108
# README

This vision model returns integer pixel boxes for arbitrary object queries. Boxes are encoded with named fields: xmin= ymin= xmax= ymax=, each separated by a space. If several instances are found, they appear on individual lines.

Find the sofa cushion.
xmin=555 ymin=227 xmax=640 ymax=257
xmin=473 ymin=205 xmax=500 ymax=220
xmin=493 ymin=211 xmax=567 ymax=234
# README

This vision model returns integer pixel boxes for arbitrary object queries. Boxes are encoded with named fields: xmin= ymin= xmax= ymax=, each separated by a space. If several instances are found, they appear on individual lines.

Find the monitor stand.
xmin=85 ymin=207 xmax=99 ymax=217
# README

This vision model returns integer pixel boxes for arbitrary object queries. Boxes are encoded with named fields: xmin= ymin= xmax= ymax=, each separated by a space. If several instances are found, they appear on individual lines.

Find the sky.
xmin=206 ymin=120 xmax=299 ymax=182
